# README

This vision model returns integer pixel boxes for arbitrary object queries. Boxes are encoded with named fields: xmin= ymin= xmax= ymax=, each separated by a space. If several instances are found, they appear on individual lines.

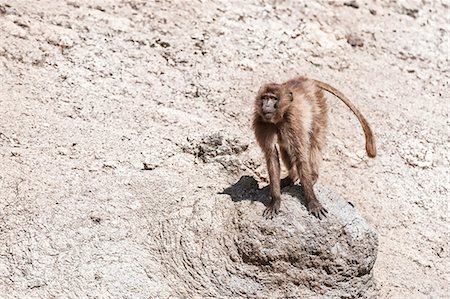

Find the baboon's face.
xmin=255 ymin=84 xmax=292 ymax=124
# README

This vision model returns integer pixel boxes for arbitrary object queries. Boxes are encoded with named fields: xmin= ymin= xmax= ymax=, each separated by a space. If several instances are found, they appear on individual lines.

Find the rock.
xmin=346 ymin=33 xmax=364 ymax=47
xmin=344 ymin=1 xmax=359 ymax=9
xmin=158 ymin=177 xmax=379 ymax=298
xmin=1 ymin=19 xmax=27 ymax=38
xmin=143 ymin=162 xmax=158 ymax=170
xmin=46 ymin=34 xmax=74 ymax=48
xmin=108 ymin=16 xmax=131 ymax=32
xmin=43 ymin=25 xmax=78 ymax=48
xmin=183 ymin=131 xmax=249 ymax=163
xmin=156 ymin=39 xmax=171 ymax=48
xmin=234 ymin=182 xmax=379 ymax=298
xmin=102 ymin=161 xmax=117 ymax=170
xmin=399 ymin=139 xmax=434 ymax=169
xmin=238 ymin=58 xmax=257 ymax=71
xmin=398 ymin=0 xmax=421 ymax=18
xmin=182 ymin=132 xmax=250 ymax=174
xmin=0 ymin=4 xmax=6 ymax=15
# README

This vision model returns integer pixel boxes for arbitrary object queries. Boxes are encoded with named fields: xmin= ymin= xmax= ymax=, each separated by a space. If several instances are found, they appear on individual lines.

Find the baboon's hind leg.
xmin=309 ymin=144 xmax=322 ymax=185
xmin=309 ymin=124 xmax=326 ymax=185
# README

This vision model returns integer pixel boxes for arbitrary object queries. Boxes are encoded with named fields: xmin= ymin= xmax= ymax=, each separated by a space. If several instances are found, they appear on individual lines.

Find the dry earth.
xmin=0 ymin=0 xmax=448 ymax=298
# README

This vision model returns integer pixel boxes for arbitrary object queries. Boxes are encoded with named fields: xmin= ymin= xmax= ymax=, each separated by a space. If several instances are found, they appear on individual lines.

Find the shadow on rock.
xmin=220 ymin=175 xmax=307 ymax=207
xmin=220 ymin=175 xmax=268 ymax=204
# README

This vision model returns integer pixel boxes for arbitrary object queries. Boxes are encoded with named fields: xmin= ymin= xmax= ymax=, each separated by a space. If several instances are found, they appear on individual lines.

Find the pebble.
xmin=143 ymin=162 xmax=158 ymax=170
xmin=346 ymin=34 xmax=364 ymax=47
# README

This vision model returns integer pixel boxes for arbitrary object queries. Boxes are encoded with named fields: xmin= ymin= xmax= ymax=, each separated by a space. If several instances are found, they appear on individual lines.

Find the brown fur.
xmin=252 ymin=76 xmax=376 ymax=218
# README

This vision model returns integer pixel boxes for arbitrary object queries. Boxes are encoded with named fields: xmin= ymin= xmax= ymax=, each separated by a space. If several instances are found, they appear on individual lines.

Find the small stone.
xmin=89 ymin=211 xmax=105 ymax=224
xmin=346 ymin=34 xmax=364 ymax=47
xmin=47 ymin=33 xmax=75 ymax=48
xmin=156 ymin=39 xmax=171 ymax=48
xmin=0 ymin=4 xmax=6 ymax=15
xmin=90 ymin=215 xmax=102 ymax=224
xmin=143 ymin=162 xmax=157 ymax=170
xmin=102 ymin=161 xmax=117 ymax=169
xmin=404 ymin=8 xmax=419 ymax=18
xmin=344 ymin=0 xmax=359 ymax=9
xmin=399 ymin=0 xmax=420 ymax=18
xmin=94 ymin=5 xmax=105 ymax=12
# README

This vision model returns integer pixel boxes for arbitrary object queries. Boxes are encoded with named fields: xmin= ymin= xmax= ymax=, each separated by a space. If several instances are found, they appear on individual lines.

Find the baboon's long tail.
xmin=315 ymin=80 xmax=377 ymax=158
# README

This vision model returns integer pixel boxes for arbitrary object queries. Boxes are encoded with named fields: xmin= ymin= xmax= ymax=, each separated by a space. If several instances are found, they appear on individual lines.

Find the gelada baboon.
xmin=253 ymin=76 xmax=376 ymax=219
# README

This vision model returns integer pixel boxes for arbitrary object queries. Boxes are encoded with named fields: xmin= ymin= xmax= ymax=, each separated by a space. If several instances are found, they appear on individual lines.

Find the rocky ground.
xmin=0 ymin=0 xmax=448 ymax=298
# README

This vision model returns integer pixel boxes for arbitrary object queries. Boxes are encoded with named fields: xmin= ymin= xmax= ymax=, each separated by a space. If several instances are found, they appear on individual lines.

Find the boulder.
xmin=157 ymin=176 xmax=379 ymax=298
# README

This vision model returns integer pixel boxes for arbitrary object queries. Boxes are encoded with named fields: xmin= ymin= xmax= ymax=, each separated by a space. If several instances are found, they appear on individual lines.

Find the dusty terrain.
xmin=0 ymin=0 xmax=448 ymax=298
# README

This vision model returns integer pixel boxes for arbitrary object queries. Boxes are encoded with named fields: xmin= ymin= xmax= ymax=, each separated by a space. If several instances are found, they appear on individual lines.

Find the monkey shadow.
xmin=220 ymin=175 xmax=307 ymax=207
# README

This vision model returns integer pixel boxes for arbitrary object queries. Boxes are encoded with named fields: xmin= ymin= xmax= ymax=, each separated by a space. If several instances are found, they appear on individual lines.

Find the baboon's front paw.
xmin=263 ymin=200 xmax=280 ymax=219
xmin=308 ymin=200 xmax=328 ymax=219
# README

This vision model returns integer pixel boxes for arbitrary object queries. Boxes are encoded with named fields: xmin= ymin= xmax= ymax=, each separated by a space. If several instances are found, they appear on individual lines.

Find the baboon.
xmin=253 ymin=76 xmax=376 ymax=219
